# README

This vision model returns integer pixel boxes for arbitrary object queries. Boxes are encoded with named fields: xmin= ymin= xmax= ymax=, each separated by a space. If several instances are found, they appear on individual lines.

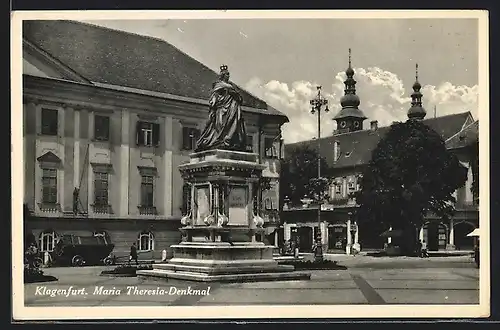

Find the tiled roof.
xmin=285 ymin=111 xmax=473 ymax=169
xmin=23 ymin=20 xmax=285 ymax=118
xmin=446 ymin=120 xmax=479 ymax=150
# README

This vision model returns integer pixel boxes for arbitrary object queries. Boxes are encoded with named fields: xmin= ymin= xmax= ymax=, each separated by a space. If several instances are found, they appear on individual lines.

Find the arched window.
xmin=39 ymin=230 xmax=58 ymax=252
xmin=137 ymin=231 xmax=154 ymax=252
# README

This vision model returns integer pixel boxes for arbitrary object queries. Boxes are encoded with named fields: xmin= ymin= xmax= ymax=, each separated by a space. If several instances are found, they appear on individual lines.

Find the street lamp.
xmin=309 ymin=86 xmax=329 ymax=260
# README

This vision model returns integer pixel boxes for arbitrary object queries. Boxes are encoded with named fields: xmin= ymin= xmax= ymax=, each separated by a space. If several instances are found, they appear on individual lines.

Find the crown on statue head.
xmin=220 ymin=64 xmax=229 ymax=74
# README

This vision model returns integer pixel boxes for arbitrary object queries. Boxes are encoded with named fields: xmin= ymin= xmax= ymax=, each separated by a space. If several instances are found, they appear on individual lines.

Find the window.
xmin=264 ymin=137 xmax=278 ymax=158
xmin=93 ymin=231 xmax=110 ymax=244
xmin=41 ymin=109 xmax=58 ymax=136
xmin=335 ymin=184 xmax=341 ymax=195
xmin=42 ymin=169 xmax=57 ymax=204
xmin=136 ymin=121 xmax=160 ymax=147
xmin=246 ymin=135 xmax=254 ymax=152
xmin=138 ymin=232 xmax=154 ymax=251
xmin=140 ymin=175 xmax=155 ymax=207
xmin=264 ymin=197 xmax=272 ymax=210
xmin=94 ymin=172 xmax=109 ymax=206
xmin=182 ymin=127 xmax=200 ymax=150
xmin=94 ymin=115 xmax=110 ymax=141
xmin=39 ymin=231 xmax=57 ymax=252
xmin=348 ymin=181 xmax=356 ymax=191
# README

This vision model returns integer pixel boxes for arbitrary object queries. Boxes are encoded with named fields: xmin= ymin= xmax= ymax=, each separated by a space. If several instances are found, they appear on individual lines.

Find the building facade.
xmin=22 ymin=20 xmax=287 ymax=260
xmin=283 ymin=58 xmax=479 ymax=254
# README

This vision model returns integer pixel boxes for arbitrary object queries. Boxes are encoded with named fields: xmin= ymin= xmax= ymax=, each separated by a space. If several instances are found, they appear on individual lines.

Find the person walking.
xmin=420 ymin=240 xmax=428 ymax=258
xmin=129 ymin=242 xmax=139 ymax=266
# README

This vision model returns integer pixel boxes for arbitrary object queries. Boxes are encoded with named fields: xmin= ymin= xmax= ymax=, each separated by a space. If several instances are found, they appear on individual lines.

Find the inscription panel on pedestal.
xmin=195 ymin=185 xmax=210 ymax=225
xmin=228 ymin=186 xmax=248 ymax=226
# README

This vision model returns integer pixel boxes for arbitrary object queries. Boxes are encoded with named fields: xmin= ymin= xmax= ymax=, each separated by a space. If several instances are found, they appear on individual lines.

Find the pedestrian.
xmin=416 ymin=240 xmax=422 ymax=257
xmin=293 ymin=237 xmax=300 ymax=258
xmin=129 ymin=242 xmax=138 ymax=266
xmin=420 ymin=240 xmax=428 ymax=258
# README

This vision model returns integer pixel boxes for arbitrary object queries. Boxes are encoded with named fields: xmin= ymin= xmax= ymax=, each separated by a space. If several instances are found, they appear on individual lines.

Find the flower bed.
xmin=278 ymin=259 xmax=347 ymax=270
xmin=24 ymin=266 xmax=58 ymax=283
xmin=100 ymin=264 xmax=153 ymax=277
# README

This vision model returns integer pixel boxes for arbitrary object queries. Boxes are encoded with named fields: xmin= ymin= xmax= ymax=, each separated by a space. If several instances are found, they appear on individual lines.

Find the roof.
xmin=23 ymin=20 xmax=286 ymax=118
xmin=446 ymin=120 xmax=479 ymax=150
xmin=333 ymin=106 xmax=367 ymax=120
xmin=285 ymin=111 xmax=473 ymax=169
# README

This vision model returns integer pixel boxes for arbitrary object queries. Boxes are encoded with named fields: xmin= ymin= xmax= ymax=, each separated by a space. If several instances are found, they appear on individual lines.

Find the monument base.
xmin=137 ymin=242 xmax=311 ymax=283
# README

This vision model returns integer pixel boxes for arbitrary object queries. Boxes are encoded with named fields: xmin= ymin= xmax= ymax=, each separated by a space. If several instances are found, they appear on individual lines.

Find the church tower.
xmin=333 ymin=48 xmax=367 ymax=134
xmin=407 ymin=63 xmax=427 ymax=121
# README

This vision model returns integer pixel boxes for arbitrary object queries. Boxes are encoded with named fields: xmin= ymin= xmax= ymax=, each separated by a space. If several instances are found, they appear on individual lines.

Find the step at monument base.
xmin=137 ymin=242 xmax=311 ymax=283
xmin=137 ymin=268 xmax=311 ymax=283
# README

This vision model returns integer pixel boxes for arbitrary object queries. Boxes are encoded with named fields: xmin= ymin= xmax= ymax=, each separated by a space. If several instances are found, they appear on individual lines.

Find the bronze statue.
xmin=195 ymin=65 xmax=247 ymax=152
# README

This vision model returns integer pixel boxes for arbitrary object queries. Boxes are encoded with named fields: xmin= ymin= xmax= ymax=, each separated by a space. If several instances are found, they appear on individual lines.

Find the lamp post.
xmin=309 ymin=86 xmax=329 ymax=259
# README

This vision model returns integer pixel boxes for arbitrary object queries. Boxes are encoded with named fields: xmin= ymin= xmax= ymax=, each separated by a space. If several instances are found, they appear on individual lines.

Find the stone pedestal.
xmin=137 ymin=149 xmax=311 ymax=282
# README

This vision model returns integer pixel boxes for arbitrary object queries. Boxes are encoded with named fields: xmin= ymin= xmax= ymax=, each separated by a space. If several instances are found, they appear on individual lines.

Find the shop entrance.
xmin=328 ymin=225 xmax=346 ymax=253
xmin=291 ymin=226 xmax=313 ymax=252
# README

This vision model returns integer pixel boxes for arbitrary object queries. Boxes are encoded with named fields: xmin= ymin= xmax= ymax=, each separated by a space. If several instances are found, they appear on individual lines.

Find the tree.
xmin=355 ymin=120 xmax=468 ymax=254
xmin=281 ymin=145 xmax=332 ymax=206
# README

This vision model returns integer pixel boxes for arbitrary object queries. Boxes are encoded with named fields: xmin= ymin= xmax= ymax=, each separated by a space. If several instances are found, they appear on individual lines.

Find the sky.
xmin=81 ymin=18 xmax=479 ymax=143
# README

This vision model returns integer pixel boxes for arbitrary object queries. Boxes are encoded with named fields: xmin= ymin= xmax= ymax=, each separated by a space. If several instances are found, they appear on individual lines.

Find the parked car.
xmin=51 ymin=234 xmax=115 ymax=267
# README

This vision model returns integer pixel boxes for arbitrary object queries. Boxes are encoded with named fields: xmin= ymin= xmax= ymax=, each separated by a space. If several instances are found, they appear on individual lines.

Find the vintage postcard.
xmin=11 ymin=10 xmax=490 ymax=320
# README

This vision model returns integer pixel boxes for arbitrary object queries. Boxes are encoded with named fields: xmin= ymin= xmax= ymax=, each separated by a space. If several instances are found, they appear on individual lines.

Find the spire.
xmin=334 ymin=48 xmax=367 ymax=131
xmin=344 ymin=48 xmax=357 ymax=97
xmin=407 ymin=63 xmax=426 ymax=120
xmin=339 ymin=48 xmax=361 ymax=109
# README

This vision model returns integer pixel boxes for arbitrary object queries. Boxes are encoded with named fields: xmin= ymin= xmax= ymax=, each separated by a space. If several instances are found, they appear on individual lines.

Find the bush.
xmin=24 ymin=264 xmax=58 ymax=283
xmin=100 ymin=264 xmax=153 ymax=276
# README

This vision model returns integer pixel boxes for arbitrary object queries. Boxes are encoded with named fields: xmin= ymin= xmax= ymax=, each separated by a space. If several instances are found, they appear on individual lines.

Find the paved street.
xmin=24 ymin=255 xmax=479 ymax=306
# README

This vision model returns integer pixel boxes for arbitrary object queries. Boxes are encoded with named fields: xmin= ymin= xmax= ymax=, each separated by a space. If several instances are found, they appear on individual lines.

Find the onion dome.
xmin=334 ymin=48 xmax=367 ymax=121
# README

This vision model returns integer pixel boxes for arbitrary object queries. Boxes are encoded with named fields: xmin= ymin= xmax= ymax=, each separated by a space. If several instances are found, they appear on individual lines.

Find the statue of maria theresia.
xmin=195 ymin=65 xmax=247 ymax=152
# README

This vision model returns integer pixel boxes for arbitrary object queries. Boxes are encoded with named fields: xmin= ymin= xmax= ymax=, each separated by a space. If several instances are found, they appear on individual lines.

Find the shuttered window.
xmin=94 ymin=115 xmax=110 ymax=141
xmin=42 ymin=169 xmax=57 ymax=203
xmin=136 ymin=121 xmax=160 ymax=147
xmin=41 ymin=109 xmax=58 ymax=136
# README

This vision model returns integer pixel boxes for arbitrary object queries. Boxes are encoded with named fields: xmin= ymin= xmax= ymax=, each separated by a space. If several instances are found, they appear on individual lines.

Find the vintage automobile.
xmin=51 ymin=234 xmax=115 ymax=267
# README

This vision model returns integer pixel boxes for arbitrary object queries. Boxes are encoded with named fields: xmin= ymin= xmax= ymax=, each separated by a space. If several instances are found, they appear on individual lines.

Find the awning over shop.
xmin=379 ymin=229 xmax=403 ymax=238
xmin=467 ymin=228 xmax=480 ymax=237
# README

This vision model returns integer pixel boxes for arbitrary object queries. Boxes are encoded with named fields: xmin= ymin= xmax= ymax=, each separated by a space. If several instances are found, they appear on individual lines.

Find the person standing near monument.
xmin=195 ymin=65 xmax=247 ymax=152
xmin=129 ymin=243 xmax=138 ymax=266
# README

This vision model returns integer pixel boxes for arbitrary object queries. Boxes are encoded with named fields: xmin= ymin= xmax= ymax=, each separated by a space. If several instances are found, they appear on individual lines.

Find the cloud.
xmin=245 ymin=67 xmax=478 ymax=144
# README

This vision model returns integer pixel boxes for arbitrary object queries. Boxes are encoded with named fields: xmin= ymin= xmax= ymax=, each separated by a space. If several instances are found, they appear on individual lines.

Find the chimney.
xmin=370 ymin=120 xmax=378 ymax=131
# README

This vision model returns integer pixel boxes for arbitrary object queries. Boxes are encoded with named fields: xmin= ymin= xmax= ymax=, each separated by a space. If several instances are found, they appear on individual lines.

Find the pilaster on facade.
xmin=163 ymin=116 xmax=173 ymax=217
xmin=119 ymin=110 xmax=130 ymax=217
xmin=73 ymin=109 xmax=80 ymax=188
